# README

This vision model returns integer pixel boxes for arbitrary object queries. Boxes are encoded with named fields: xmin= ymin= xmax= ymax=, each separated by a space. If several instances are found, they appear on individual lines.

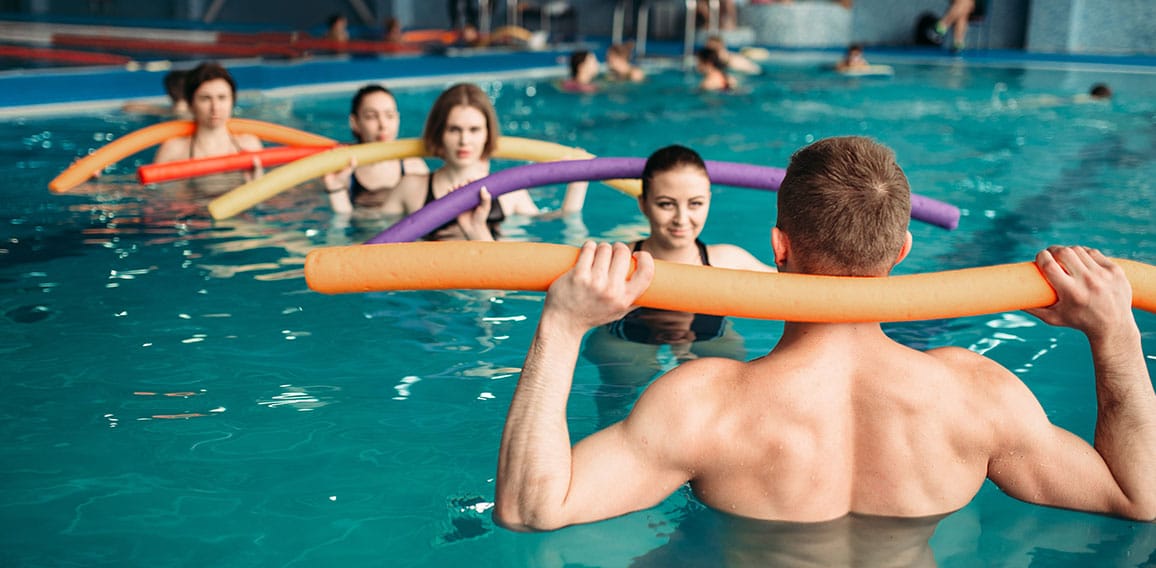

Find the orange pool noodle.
xmin=136 ymin=145 xmax=335 ymax=184
xmin=304 ymin=242 xmax=1156 ymax=322
xmin=49 ymin=119 xmax=336 ymax=193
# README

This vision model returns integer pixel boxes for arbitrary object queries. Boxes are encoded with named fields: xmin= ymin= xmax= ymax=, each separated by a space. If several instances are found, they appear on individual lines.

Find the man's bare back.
xmin=621 ymin=326 xmax=1026 ymax=522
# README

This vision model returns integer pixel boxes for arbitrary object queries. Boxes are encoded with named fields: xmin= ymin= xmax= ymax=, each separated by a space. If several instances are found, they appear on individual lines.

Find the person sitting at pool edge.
xmin=494 ymin=135 xmax=1156 ymax=534
xmin=561 ymin=50 xmax=599 ymax=94
xmin=153 ymin=62 xmax=262 ymax=167
xmin=326 ymin=13 xmax=349 ymax=43
xmin=322 ymin=84 xmax=430 ymax=217
xmin=582 ymin=144 xmax=774 ymax=425
xmin=389 ymin=82 xmax=588 ymax=241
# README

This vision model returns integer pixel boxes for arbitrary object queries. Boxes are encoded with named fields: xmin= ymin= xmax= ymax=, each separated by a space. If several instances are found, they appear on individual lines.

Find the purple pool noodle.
xmin=910 ymin=193 xmax=960 ymax=230
xmin=366 ymin=158 xmax=647 ymax=244
xmin=365 ymin=158 xmax=958 ymax=244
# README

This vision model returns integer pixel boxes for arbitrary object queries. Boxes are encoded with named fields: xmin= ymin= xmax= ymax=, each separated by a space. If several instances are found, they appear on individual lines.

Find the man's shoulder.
xmin=924 ymin=345 xmax=1020 ymax=386
xmin=645 ymin=357 xmax=748 ymax=398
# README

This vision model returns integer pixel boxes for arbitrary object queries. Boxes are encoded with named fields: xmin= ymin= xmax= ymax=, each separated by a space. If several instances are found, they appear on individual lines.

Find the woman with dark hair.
xmin=582 ymin=144 xmax=774 ymax=424
xmin=391 ymin=82 xmax=587 ymax=241
xmin=322 ymin=84 xmax=430 ymax=216
xmin=561 ymin=50 xmax=600 ymax=93
xmin=153 ymin=61 xmax=262 ymax=165
xmin=695 ymin=47 xmax=734 ymax=92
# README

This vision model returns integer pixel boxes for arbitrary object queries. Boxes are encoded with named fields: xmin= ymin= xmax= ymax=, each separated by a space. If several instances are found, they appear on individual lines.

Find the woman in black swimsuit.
xmin=323 ymin=84 xmax=430 ymax=217
xmin=582 ymin=145 xmax=776 ymax=424
xmin=153 ymin=62 xmax=263 ymax=166
xmin=392 ymin=82 xmax=588 ymax=241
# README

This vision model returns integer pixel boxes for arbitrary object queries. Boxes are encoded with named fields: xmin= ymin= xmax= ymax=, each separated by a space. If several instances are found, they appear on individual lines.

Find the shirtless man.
xmin=495 ymin=136 xmax=1155 ymax=534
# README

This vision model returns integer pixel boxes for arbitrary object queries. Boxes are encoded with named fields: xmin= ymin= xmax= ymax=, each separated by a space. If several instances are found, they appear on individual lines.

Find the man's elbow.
xmin=492 ymin=501 xmax=569 ymax=532
xmin=1119 ymin=500 xmax=1156 ymax=523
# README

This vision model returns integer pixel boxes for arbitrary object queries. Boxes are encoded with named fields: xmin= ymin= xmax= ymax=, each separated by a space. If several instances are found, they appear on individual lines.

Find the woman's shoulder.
xmin=153 ymin=136 xmax=192 ymax=163
xmin=402 ymin=156 xmax=430 ymax=173
xmin=707 ymin=243 xmax=775 ymax=272
xmin=236 ymin=132 xmax=263 ymax=150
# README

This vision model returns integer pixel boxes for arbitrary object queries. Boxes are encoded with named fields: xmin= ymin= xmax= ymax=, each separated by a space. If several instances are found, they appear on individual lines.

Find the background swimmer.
xmin=695 ymin=47 xmax=735 ymax=92
xmin=121 ymin=69 xmax=190 ymax=118
xmin=704 ymin=35 xmax=761 ymax=75
xmin=322 ymin=84 xmax=430 ymax=218
xmin=606 ymin=43 xmax=644 ymax=82
xmin=561 ymin=50 xmax=599 ymax=93
xmin=836 ymin=43 xmax=870 ymax=72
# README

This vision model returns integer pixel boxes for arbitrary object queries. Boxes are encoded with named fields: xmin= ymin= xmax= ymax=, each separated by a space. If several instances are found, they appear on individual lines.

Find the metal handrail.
xmin=613 ymin=0 xmax=702 ymax=68
xmin=508 ymin=0 xmax=520 ymax=27
xmin=480 ymin=0 xmax=492 ymax=36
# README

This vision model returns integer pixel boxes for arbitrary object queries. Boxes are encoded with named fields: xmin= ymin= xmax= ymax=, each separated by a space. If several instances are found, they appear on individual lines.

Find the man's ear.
xmin=895 ymin=230 xmax=913 ymax=266
xmin=772 ymin=227 xmax=790 ymax=269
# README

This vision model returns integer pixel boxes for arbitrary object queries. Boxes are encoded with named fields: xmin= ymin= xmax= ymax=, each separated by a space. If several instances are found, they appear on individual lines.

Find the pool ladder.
xmin=613 ymin=0 xmax=718 ymax=68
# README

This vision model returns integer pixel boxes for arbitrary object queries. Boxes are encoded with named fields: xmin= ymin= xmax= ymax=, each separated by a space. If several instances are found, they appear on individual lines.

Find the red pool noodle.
xmin=137 ymin=145 xmax=336 ymax=184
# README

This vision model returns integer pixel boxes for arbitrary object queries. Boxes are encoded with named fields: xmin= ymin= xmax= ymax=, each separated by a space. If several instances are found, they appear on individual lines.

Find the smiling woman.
xmin=581 ymin=144 xmax=776 ymax=424
xmin=152 ymin=62 xmax=263 ymax=165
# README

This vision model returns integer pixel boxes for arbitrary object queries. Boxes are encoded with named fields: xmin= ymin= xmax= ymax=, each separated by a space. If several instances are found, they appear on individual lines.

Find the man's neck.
xmin=778 ymin=320 xmax=890 ymax=345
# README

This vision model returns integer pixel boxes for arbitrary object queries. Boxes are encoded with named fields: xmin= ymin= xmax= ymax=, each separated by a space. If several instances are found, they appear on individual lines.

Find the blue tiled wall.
xmin=740 ymin=2 xmax=851 ymax=48
xmin=1027 ymin=0 xmax=1156 ymax=54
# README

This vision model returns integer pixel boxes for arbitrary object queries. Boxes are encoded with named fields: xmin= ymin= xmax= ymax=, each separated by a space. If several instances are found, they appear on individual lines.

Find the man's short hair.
xmin=777 ymin=136 xmax=911 ymax=276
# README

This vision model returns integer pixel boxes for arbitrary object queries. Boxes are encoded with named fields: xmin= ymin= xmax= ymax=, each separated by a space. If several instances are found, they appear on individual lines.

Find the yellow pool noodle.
xmin=207 ymin=137 xmax=642 ymax=220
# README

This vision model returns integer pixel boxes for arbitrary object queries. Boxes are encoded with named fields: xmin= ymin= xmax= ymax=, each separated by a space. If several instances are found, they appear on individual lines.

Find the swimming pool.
xmin=3 ymin=56 xmax=1155 ymax=566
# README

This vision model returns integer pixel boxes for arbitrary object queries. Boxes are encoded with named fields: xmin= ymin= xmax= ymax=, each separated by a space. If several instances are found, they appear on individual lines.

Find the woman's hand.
xmin=456 ymin=186 xmax=495 ymax=241
xmin=322 ymin=157 xmax=357 ymax=193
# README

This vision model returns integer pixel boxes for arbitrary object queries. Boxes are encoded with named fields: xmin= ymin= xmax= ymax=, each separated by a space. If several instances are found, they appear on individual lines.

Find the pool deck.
xmin=2 ymin=17 xmax=1155 ymax=118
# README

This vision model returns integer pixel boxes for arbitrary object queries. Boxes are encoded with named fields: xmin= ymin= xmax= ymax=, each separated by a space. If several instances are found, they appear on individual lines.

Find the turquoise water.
xmin=3 ymin=58 xmax=1156 ymax=566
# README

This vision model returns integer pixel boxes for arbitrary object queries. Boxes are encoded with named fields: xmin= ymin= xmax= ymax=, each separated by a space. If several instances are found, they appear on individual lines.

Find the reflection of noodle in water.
xmin=254 ymin=268 xmax=306 ymax=282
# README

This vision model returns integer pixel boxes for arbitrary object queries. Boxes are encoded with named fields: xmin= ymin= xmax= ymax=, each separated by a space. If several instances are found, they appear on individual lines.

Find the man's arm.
xmin=988 ymin=246 xmax=1156 ymax=520
xmin=495 ymin=242 xmax=694 ymax=531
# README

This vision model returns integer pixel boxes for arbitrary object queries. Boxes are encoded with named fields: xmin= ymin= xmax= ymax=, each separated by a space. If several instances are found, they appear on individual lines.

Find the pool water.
xmin=3 ymin=58 xmax=1155 ymax=566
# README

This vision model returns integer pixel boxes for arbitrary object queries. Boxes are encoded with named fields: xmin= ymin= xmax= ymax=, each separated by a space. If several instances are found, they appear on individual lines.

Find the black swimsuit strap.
xmin=633 ymin=239 xmax=711 ymax=266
